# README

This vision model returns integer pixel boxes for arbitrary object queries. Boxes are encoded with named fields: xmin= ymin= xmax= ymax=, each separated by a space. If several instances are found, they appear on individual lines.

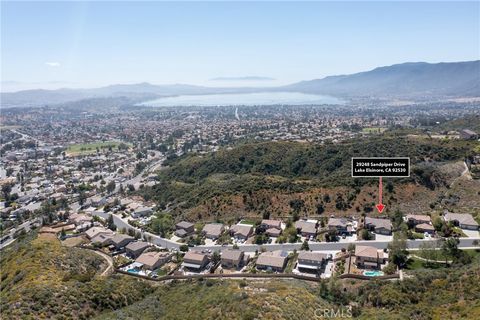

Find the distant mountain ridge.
xmin=2 ymin=60 xmax=479 ymax=107
xmin=285 ymin=61 xmax=480 ymax=97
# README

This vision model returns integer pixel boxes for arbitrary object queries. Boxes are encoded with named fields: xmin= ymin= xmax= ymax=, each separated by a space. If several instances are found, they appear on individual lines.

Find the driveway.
xmin=462 ymin=229 xmax=480 ymax=238
xmin=339 ymin=234 xmax=357 ymax=243
xmin=374 ymin=234 xmax=393 ymax=242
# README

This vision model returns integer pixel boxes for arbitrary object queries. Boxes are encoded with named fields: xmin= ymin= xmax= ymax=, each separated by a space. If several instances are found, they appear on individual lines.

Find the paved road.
xmin=91 ymin=211 xmax=182 ymax=250
xmin=116 ymin=156 xmax=164 ymax=192
xmin=91 ymin=211 xmax=480 ymax=253
xmin=0 ymin=218 xmax=40 ymax=250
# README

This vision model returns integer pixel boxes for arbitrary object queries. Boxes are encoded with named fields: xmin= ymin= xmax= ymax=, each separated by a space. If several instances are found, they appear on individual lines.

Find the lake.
xmin=139 ymin=91 xmax=343 ymax=107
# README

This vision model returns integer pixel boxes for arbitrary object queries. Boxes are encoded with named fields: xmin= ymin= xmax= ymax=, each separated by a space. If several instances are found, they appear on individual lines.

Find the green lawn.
xmin=406 ymin=257 xmax=445 ymax=270
xmin=362 ymin=127 xmax=387 ymax=133
xmin=239 ymin=219 xmax=256 ymax=226
xmin=407 ymin=249 xmax=480 ymax=270
xmin=66 ymin=141 xmax=130 ymax=155
xmin=464 ymin=249 xmax=480 ymax=262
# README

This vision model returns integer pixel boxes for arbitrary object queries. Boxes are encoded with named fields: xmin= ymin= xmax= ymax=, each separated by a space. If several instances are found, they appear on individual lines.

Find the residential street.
xmin=90 ymin=211 xmax=480 ymax=253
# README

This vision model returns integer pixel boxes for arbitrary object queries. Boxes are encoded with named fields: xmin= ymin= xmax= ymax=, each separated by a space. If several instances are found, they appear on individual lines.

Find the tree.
xmin=78 ymin=191 xmax=86 ymax=206
xmin=106 ymin=214 xmax=117 ymax=231
xmin=390 ymin=209 xmax=404 ymax=230
xmin=441 ymin=237 xmax=460 ymax=264
xmin=325 ymin=229 xmax=338 ymax=242
xmin=432 ymin=217 xmax=444 ymax=231
xmin=301 ymin=240 xmax=309 ymax=251
xmin=361 ymin=229 xmax=373 ymax=240
xmin=106 ymin=181 xmax=116 ymax=193
xmin=383 ymin=263 xmax=396 ymax=275
xmin=386 ymin=181 xmax=394 ymax=193
xmin=2 ymin=183 xmax=12 ymax=199
xmin=212 ymin=251 xmax=221 ymax=264
xmin=316 ymin=203 xmax=325 ymax=215
xmin=388 ymin=237 xmax=408 ymax=268
xmin=347 ymin=243 xmax=355 ymax=253
xmin=150 ymin=213 xmax=173 ymax=237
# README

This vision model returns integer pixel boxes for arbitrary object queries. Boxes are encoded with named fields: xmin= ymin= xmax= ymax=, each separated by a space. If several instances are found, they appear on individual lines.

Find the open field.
xmin=0 ymin=125 xmax=22 ymax=130
xmin=66 ymin=141 xmax=131 ymax=155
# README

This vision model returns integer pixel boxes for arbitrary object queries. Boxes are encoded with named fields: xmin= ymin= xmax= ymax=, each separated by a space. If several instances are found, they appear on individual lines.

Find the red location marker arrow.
xmin=375 ymin=176 xmax=385 ymax=213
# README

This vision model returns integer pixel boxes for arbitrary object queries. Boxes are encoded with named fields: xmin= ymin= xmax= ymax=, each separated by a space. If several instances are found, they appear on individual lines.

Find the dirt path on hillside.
xmin=79 ymin=248 xmax=114 ymax=276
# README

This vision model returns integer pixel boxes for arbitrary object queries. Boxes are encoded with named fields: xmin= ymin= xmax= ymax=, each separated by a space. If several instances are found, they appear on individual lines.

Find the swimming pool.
xmin=363 ymin=270 xmax=384 ymax=277
xmin=127 ymin=268 xmax=140 ymax=274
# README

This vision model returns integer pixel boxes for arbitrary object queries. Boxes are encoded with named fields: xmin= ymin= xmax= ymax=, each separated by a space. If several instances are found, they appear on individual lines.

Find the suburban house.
xmin=295 ymin=220 xmax=317 ymax=238
xmin=182 ymin=251 xmax=210 ymax=271
xmin=297 ymin=251 xmax=328 ymax=273
xmin=327 ymin=218 xmax=352 ymax=235
xmin=89 ymin=195 xmax=107 ymax=207
xmin=405 ymin=214 xmax=432 ymax=225
xmin=415 ymin=223 xmax=435 ymax=234
xmin=110 ymin=234 xmax=135 ymax=249
xmin=125 ymin=241 xmax=151 ymax=258
xmin=256 ymin=250 xmax=288 ymax=272
xmin=68 ymin=213 xmax=93 ymax=225
xmin=460 ymin=129 xmax=478 ymax=140
xmin=221 ymin=249 xmax=245 ymax=269
xmin=355 ymin=245 xmax=386 ymax=269
xmin=175 ymin=221 xmax=195 ymax=237
xmin=85 ymin=226 xmax=113 ymax=240
xmin=261 ymin=219 xmax=282 ymax=230
xmin=130 ymin=206 xmax=153 ymax=218
xmin=265 ymin=227 xmax=282 ymax=237
xmin=75 ymin=222 xmax=91 ymax=233
xmin=202 ymin=223 xmax=224 ymax=240
xmin=444 ymin=213 xmax=479 ymax=230
xmin=229 ymin=224 xmax=253 ymax=240
xmin=91 ymin=233 xmax=114 ymax=246
xmin=364 ymin=217 xmax=392 ymax=235
xmin=135 ymin=251 xmax=171 ymax=270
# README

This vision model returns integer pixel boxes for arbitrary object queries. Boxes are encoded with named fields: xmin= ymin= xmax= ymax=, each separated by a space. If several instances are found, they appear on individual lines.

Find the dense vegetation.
xmin=436 ymin=115 xmax=480 ymax=132
xmin=140 ymin=135 xmax=477 ymax=219
xmin=97 ymin=259 xmax=480 ymax=320
xmin=0 ymin=233 xmax=153 ymax=319
xmin=160 ymin=136 xmax=473 ymax=182
xmin=2 ymin=232 xmax=479 ymax=319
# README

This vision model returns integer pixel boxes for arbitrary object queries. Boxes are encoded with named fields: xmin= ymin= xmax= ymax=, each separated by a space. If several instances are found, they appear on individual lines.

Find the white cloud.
xmin=45 ymin=62 xmax=61 ymax=67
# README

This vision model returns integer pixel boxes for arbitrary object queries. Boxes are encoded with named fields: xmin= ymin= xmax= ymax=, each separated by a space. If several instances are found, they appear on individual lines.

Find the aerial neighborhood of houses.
xmin=0 ymin=119 xmax=479 ymax=281
xmin=4 ymin=189 xmax=478 ymax=281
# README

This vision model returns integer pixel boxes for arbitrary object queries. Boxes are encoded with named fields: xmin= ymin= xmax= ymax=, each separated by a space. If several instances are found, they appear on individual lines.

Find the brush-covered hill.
xmin=141 ymin=135 xmax=479 ymax=222
xmin=97 ymin=263 xmax=480 ymax=320
xmin=0 ymin=233 xmax=153 ymax=319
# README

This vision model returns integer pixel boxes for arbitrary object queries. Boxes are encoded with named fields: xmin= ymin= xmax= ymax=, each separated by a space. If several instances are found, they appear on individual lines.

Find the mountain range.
xmin=2 ymin=60 xmax=479 ymax=108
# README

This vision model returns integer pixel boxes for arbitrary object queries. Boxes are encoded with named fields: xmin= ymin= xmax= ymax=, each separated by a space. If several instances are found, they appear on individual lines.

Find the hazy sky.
xmin=1 ymin=1 xmax=479 ymax=91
